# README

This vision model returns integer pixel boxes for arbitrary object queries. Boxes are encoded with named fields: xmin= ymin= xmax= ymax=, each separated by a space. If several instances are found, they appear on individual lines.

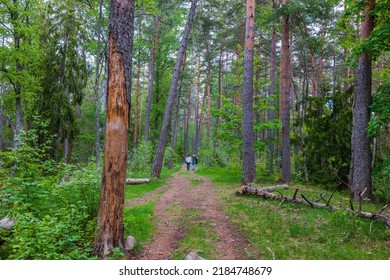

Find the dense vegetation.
xmin=0 ymin=0 xmax=389 ymax=259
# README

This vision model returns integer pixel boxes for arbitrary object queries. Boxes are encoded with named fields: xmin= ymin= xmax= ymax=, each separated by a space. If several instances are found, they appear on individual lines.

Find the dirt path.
xmin=129 ymin=165 xmax=257 ymax=260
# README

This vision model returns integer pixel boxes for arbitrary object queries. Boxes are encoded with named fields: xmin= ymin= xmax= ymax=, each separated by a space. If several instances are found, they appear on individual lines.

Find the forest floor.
xmin=127 ymin=165 xmax=260 ymax=260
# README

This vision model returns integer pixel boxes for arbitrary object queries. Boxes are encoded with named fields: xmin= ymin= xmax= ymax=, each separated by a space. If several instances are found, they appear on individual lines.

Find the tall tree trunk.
xmin=13 ymin=8 xmax=23 ymax=151
xmin=267 ymin=27 xmax=277 ymax=173
xmin=280 ymin=1 xmax=291 ymax=183
xmin=213 ymin=50 xmax=223 ymax=153
xmin=144 ymin=15 xmax=159 ymax=142
xmin=184 ymin=85 xmax=192 ymax=156
xmin=93 ymin=0 xmax=134 ymax=259
xmin=138 ymin=86 xmax=144 ymax=139
xmin=169 ymin=51 xmax=187 ymax=169
xmin=194 ymin=53 xmax=201 ymax=154
xmin=93 ymin=0 xmax=104 ymax=168
xmin=242 ymin=0 xmax=256 ymax=184
xmin=133 ymin=47 xmax=141 ymax=149
xmin=349 ymin=0 xmax=375 ymax=201
xmin=151 ymin=0 xmax=197 ymax=178
xmin=343 ymin=48 xmax=350 ymax=92
xmin=0 ymin=84 xmax=3 ymax=151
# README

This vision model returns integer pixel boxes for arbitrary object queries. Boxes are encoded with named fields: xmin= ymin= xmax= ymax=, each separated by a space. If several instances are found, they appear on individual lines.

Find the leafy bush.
xmin=0 ymin=130 xmax=100 ymax=259
xmin=128 ymin=139 xmax=154 ymax=175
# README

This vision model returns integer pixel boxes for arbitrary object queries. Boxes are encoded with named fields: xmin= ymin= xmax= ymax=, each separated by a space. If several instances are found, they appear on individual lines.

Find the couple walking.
xmin=185 ymin=153 xmax=198 ymax=171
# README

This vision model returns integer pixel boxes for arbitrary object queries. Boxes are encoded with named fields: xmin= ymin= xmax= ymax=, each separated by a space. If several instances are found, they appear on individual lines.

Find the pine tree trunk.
xmin=169 ymin=52 xmax=187 ymax=169
xmin=242 ymin=0 xmax=256 ymax=184
xmin=14 ymin=29 xmax=23 ymax=150
xmin=267 ymin=27 xmax=277 ymax=173
xmin=151 ymin=0 xmax=197 ymax=178
xmin=280 ymin=2 xmax=291 ymax=183
xmin=93 ymin=0 xmax=104 ymax=168
xmin=184 ymin=85 xmax=192 ymax=156
xmin=133 ymin=48 xmax=141 ymax=149
xmin=0 ymin=84 xmax=3 ymax=151
xmin=93 ymin=0 xmax=134 ymax=259
xmin=194 ymin=53 xmax=201 ymax=154
xmin=144 ymin=15 xmax=159 ymax=142
xmin=350 ymin=0 xmax=375 ymax=201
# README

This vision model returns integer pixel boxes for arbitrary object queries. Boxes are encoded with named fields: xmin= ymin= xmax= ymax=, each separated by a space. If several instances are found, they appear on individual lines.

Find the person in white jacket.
xmin=185 ymin=154 xmax=192 ymax=171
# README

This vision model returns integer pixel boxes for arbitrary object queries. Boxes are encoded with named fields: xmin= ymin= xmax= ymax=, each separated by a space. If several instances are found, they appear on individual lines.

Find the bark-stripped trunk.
xmin=242 ymin=0 xmax=256 ymax=184
xmin=151 ymin=0 xmax=197 ymax=178
xmin=144 ymin=15 xmax=159 ymax=142
xmin=267 ymin=27 xmax=277 ymax=173
xmin=93 ymin=0 xmax=104 ymax=168
xmin=349 ymin=0 xmax=375 ymax=201
xmin=280 ymin=1 xmax=291 ymax=183
xmin=93 ymin=0 xmax=134 ymax=259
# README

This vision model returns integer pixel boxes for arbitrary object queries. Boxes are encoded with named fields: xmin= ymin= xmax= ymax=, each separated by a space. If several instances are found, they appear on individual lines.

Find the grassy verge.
xmin=172 ymin=209 xmax=219 ymax=260
xmin=196 ymin=165 xmax=390 ymax=260
xmin=123 ymin=167 xmax=179 ymax=253
xmin=125 ymin=167 xmax=179 ymax=201
xmin=123 ymin=201 xmax=155 ymax=252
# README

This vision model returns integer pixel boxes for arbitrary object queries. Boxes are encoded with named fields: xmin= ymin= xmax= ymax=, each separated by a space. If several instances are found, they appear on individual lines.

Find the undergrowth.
xmin=196 ymin=165 xmax=390 ymax=260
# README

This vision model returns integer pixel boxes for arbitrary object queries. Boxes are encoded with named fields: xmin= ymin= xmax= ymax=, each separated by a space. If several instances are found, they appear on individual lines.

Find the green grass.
xmin=197 ymin=165 xmax=390 ymax=260
xmin=123 ymin=201 xmax=155 ymax=252
xmin=125 ymin=167 xmax=179 ymax=201
xmin=172 ymin=209 xmax=219 ymax=260
xmin=123 ymin=166 xmax=178 ymax=253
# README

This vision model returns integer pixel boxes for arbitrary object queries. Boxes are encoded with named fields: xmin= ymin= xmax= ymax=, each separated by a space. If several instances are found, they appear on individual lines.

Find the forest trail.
xmin=128 ymin=165 xmax=257 ymax=260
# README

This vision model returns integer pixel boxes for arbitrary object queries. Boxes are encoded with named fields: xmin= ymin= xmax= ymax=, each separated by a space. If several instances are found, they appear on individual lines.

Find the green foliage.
xmin=297 ymin=91 xmax=352 ymax=185
xmin=368 ymin=85 xmax=390 ymax=137
xmin=128 ymin=139 xmax=154 ymax=175
xmin=0 ymin=130 xmax=100 ymax=259
xmin=372 ymin=156 xmax=390 ymax=204
xmin=37 ymin=0 xmax=89 ymax=159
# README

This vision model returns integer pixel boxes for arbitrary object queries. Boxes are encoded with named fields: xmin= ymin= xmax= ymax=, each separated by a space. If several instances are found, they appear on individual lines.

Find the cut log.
xmin=126 ymin=178 xmax=150 ymax=185
xmin=238 ymin=185 xmax=390 ymax=226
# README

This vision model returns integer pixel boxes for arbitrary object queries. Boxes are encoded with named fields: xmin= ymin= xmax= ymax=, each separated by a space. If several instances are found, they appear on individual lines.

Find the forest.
xmin=0 ymin=0 xmax=389 ymax=260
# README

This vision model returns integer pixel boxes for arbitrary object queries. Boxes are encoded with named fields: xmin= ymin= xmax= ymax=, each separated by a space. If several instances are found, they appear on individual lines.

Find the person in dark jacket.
xmin=191 ymin=153 xmax=198 ymax=171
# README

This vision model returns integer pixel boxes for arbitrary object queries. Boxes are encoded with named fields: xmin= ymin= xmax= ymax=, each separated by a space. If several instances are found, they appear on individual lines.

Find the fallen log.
xmin=126 ymin=178 xmax=150 ymax=185
xmin=238 ymin=185 xmax=390 ymax=226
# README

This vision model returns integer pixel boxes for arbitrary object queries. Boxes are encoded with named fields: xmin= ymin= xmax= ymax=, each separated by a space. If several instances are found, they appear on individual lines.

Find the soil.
xmin=128 ymin=165 xmax=259 ymax=260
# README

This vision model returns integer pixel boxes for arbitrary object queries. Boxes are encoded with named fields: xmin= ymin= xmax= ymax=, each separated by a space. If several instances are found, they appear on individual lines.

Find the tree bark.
xmin=133 ymin=47 xmax=141 ymax=149
xmin=126 ymin=178 xmax=150 ymax=184
xmin=280 ymin=1 xmax=291 ymax=183
xmin=267 ymin=27 xmax=277 ymax=173
xmin=93 ymin=0 xmax=104 ymax=168
xmin=13 ymin=7 xmax=23 ymax=150
xmin=0 ymin=84 xmax=3 ymax=151
xmin=349 ymin=0 xmax=375 ymax=201
xmin=194 ymin=53 xmax=201 ymax=154
xmin=93 ymin=0 xmax=134 ymax=259
xmin=184 ymin=85 xmax=192 ymax=156
xmin=151 ymin=0 xmax=197 ymax=178
xmin=144 ymin=15 xmax=159 ymax=142
xmin=242 ymin=0 xmax=256 ymax=184
xmin=169 ymin=51 xmax=187 ymax=168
